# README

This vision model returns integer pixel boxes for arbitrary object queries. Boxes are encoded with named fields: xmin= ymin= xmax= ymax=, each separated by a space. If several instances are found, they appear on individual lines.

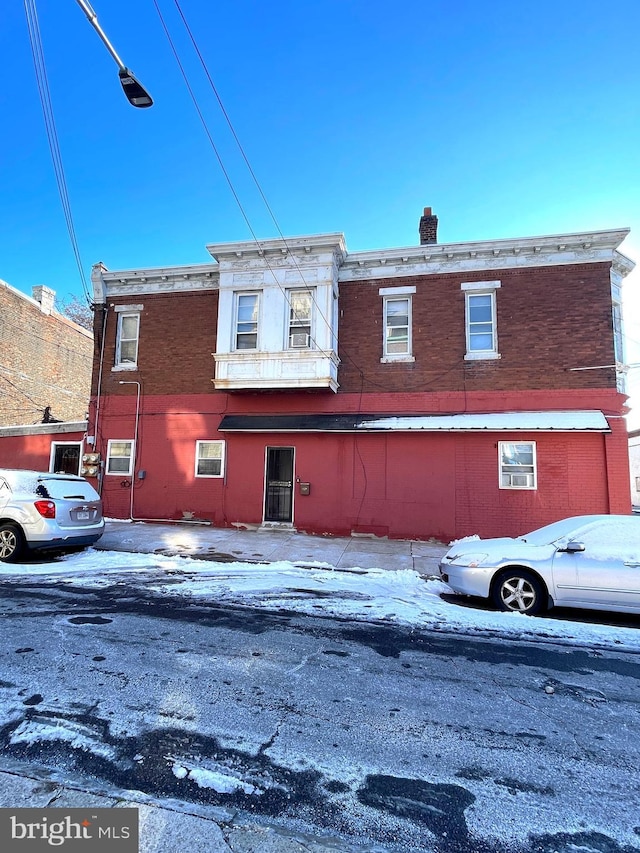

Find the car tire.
xmin=0 ymin=522 xmax=25 ymax=563
xmin=492 ymin=568 xmax=546 ymax=616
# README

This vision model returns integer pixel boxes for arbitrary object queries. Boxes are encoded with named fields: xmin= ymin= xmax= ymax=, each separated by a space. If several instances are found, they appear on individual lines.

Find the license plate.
xmin=77 ymin=511 xmax=90 ymax=520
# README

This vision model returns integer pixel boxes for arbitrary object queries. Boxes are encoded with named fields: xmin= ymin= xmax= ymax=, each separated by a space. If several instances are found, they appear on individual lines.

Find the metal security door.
xmin=264 ymin=447 xmax=294 ymax=523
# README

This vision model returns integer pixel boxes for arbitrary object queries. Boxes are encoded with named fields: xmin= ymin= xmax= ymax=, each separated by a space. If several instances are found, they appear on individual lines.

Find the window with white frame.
xmin=288 ymin=290 xmax=313 ymax=349
xmin=115 ymin=312 xmax=140 ymax=367
xmin=106 ymin=440 xmax=134 ymax=476
xmin=499 ymin=441 xmax=536 ymax=489
xmin=195 ymin=440 xmax=225 ymax=477
xmin=612 ymin=300 xmax=624 ymax=363
xmin=379 ymin=286 xmax=415 ymax=361
xmin=235 ymin=293 xmax=259 ymax=350
xmin=462 ymin=281 xmax=500 ymax=360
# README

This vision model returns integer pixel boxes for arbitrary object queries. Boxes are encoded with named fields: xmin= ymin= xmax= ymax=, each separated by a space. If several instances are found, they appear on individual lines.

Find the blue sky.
xmin=2 ymin=1 xmax=640 ymax=412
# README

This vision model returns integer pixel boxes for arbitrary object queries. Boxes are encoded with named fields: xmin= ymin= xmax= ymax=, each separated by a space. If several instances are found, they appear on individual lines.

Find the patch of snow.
xmin=10 ymin=718 xmax=117 ymax=760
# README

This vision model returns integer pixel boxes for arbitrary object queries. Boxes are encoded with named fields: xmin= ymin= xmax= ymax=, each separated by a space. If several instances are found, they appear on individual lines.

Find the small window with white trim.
xmin=462 ymin=281 xmax=500 ymax=360
xmin=379 ymin=286 xmax=416 ymax=362
xmin=195 ymin=440 xmax=225 ymax=478
xmin=288 ymin=289 xmax=313 ymax=349
xmin=106 ymin=440 xmax=134 ymax=476
xmin=115 ymin=313 xmax=140 ymax=367
xmin=499 ymin=441 xmax=536 ymax=489
xmin=235 ymin=293 xmax=259 ymax=350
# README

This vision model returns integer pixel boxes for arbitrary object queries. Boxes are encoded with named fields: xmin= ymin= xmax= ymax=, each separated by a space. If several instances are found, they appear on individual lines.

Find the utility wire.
xmin=23 ymin=0 xmax=92 ymax=305
xmin=155 ymin=0 xmax=367 ymax=377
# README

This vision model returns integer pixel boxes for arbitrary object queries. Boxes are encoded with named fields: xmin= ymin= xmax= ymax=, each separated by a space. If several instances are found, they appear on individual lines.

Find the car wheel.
xmin=492 ymin=569 xmax=546 ymax=616
xmin=0 ymin=523 xmax=25 ymax=563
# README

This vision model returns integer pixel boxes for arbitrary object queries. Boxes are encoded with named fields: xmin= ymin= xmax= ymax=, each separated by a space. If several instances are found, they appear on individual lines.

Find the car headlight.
xmin=448 ymin=553 xmax=489 ymax=568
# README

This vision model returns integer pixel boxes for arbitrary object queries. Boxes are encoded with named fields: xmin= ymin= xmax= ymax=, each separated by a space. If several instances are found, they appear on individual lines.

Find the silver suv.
xmin=0 ymin=469 xmax=104 ymax=562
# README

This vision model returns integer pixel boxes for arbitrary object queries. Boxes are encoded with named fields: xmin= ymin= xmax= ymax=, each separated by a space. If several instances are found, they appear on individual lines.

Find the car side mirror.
xmin=564 ymin=541 xmax=585 ymax=553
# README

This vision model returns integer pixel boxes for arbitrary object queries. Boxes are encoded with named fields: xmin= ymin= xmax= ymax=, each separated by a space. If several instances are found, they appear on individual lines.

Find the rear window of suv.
xmin=34 ymin=478 xmax=99 ymax=501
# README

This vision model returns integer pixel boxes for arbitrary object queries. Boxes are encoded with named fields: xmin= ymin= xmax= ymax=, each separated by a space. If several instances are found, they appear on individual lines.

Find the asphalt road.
xmin=0 ymin=567 xmax=639 ymax=853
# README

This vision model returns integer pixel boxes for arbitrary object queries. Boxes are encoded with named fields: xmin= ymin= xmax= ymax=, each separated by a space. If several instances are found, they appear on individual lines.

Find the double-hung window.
xmin=195 ymin=440 xmax=225 ymax=478
xmin=379 ymin=286 xmax=416 ymax=362
xmin=235 ymin=293 xmax=259 ymax=350
xmin=461 ymin=281 xmax=500 ymax=360
xmin=106 ymin=440 xmax=134 ymax=476
xmin=115 ymin=310 xmax=141 ymax=368
xmin=499 ymin=441 xmax=536 ymax=489
xmin=288 ymin=290 xmax=313 ymax=349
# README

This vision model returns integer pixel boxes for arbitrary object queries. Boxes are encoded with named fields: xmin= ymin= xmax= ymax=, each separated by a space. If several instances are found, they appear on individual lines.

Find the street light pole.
xmin=75 ymin=0 xmax=153 ymax=108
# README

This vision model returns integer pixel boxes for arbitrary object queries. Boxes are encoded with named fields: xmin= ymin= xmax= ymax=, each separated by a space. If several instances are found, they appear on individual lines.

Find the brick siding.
xmin=0 ymin=285 xmax=92 ymax=427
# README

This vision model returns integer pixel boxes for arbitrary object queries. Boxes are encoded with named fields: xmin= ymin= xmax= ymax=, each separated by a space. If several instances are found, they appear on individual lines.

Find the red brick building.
xmin=84 ymin=210 xmax=634 ymax=541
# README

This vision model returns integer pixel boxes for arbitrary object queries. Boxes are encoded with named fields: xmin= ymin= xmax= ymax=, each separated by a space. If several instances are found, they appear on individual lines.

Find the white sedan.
xmin=439 ymin=515 xmax=640 ymax=616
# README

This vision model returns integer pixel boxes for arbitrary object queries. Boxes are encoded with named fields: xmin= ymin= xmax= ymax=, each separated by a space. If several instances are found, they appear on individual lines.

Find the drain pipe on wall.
xmin=117 ymin=379 xmax=211 ymax=526
xmin=118 ymin=380 xmax=140 ymax=521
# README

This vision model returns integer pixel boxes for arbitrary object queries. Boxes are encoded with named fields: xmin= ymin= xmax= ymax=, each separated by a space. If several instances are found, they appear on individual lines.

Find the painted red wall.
xmin=0 ymin=432 xmax=85 ymax=472
xmin=92 ymin=391 xmax=631 ymax=541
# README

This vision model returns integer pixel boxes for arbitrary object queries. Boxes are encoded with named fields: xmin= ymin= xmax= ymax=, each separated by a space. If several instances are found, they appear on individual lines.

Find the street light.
xmin=75 ymin=0 xmax=153 ymax=108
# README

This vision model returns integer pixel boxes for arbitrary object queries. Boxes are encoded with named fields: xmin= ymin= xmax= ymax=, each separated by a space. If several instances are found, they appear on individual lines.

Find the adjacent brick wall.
xmin=0 ymin=283 xmax=92 ymax=427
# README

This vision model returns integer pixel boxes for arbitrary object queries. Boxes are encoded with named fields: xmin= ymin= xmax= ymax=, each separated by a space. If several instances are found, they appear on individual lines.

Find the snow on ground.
xmin=1 ymin=548 xmax=639 ymax=651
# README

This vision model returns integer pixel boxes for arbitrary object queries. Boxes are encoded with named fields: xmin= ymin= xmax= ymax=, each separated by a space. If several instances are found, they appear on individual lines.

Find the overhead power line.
xmin=23 ymin=0 xmax=92 ymax=305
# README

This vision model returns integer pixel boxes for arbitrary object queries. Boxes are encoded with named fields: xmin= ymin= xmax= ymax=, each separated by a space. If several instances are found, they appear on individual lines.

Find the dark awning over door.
xmin=218 ymin=411 xmax=610 ymax=433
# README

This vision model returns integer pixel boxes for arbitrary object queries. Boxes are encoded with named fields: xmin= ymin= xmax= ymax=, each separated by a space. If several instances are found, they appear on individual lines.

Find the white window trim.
xmin=106 ymin=439 xmax=135 ymax=476
xmin=287 ymin=288 xmax=314 ymax=350
xmin=234 ymin=292 xmax=260 ymax=351
xmin=380 ymin=287 xmax=416 ymax=363
xmin=195 ymin=440 xmax=226 ymax=478
xmin=498 ymin=441 xmax=537 ymax=490
xmin=462 ymin=281 xmax=501 ymax=361
xmin=49 ymin=441 xmax=83 ymax=475
xmin=115 ymin=312 xmax=140 ymax=369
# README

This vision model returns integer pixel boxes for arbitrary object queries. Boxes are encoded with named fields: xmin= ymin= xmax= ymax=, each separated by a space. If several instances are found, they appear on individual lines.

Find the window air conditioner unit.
xmin=290 ymin=333 xmax=310 ymax=348
xmin=511 ymin=474 xmax=531 ymax=487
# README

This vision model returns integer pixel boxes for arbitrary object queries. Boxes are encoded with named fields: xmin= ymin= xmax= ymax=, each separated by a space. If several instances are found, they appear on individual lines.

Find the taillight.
xmin=34 ymin=500 xmax=56 ymax=519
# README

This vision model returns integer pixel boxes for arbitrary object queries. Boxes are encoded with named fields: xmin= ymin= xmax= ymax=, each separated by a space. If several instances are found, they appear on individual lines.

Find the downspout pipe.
xmin=118 ymin=380 xmax=140 ymax=520
xmin=117 ymin=380 xmax=211 ymax=525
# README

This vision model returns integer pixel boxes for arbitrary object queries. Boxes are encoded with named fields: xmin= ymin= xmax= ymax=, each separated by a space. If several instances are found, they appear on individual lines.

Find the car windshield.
xmin=517 ymin=516 xmax=596 ymax=546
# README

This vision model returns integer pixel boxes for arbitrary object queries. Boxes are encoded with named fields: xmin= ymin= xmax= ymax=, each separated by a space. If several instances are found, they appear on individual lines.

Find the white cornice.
xmin=339 ymin=228 xmax=632 ymax=282
xmin=92 ymin=262 xmax=219 ymax=301
xmin=90 ymin=228 xmax=633 ymax=300
xmin=206 ymin=232 xmax=347 ymax=263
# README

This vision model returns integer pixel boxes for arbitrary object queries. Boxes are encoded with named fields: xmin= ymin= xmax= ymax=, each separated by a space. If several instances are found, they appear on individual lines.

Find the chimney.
xmin=32 ymin=285 xmax=56 ymax=315
xmin=419 ymin=207 xmax=438 ymax=244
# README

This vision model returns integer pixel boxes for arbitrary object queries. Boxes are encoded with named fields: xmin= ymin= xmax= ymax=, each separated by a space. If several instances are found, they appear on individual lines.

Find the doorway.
xmin=264 ymin=447 xmax=294 ymax=523
xmin=50 ymin=442 xmax=82 ymax=475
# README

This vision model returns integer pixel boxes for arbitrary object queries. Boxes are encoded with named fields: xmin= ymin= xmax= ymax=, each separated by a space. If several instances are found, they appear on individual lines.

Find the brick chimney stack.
xmin=419 ymin=207 xmax=438 ymax=244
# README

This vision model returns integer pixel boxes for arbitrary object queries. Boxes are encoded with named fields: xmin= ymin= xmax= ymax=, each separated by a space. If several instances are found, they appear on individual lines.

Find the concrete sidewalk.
xmin=0 ymin=766 xmax=366 ymax=853
xmin=96 ymin=520 xmax=448 ymax=577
